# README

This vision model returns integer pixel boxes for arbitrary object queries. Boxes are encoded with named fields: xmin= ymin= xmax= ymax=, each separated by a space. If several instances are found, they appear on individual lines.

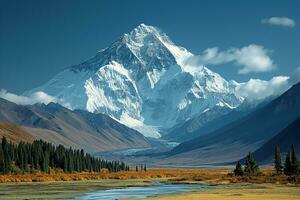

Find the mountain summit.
xmin=25 ymin=24 xmax=243 ymax=137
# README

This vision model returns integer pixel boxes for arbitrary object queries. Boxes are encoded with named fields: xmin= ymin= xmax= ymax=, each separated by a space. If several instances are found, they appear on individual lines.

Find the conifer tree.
xmin=244 ymin=152 xmax=259 ymax=176
xmin=136 ymin=165 xmax=138 ymax=172
xmin=234 ymin=161 xmax=244 ymax=176
xmin=68 ymin=152 xmax=74 ymax=172
xmin=80 ymin=149 xmax=85 ymax=171
xmin=274 ymin=145 xmax=282 ymax=175
xmin=284 ymin=150 xmax=292 ymax=176
xmin=42 ymin=151 xmax=50 ymax=173
xmin=0 ymin=146 xmax=4 ymax=173
xmin=63 ymin=155 xmax=68 ymax=172
xmin=290 ymin=144 xmax=298 ymax=175
xmin=2 ymin=137 xmax=11 ymax=173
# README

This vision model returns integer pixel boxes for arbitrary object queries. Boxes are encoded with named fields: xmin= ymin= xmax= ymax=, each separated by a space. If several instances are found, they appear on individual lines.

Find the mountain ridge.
xmin=0 ymin=98 xmax=151 ymax=153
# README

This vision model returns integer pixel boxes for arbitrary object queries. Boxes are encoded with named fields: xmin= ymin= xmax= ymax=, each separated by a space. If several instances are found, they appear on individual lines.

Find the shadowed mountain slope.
xmin=250 ymin=116 xmax=300 ymax=164
xmin=166 ymin=83 xmax=300 ymax=164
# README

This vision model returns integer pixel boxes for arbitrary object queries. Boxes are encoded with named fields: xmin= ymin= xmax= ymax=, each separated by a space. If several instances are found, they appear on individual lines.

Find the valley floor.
xmin=0 ymin=169 xmax=299 ymax=199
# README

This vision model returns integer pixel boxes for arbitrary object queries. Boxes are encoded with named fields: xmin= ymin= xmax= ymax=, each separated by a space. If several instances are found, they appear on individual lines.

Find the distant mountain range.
xmin=165 ymin=82 xmax=300 ymax=165
xmin=24 ymin=24 xmax=243 ymax=137
xmin=0 ymin=98 xmax=151 ymax=153
xmin=164 ymin=97 xmax=273 ymax=143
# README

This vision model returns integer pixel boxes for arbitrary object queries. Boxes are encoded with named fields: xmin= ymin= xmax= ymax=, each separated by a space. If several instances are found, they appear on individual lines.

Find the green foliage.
xmin=234 ymin=161 xmax=244 ymax=176
xmin=0 ymin=137 xmax=130 ymax=174
xmin=244 ymin=152 xmax=259 ymax=176
xmin=274 ymin=145 xmax=282 ymax=175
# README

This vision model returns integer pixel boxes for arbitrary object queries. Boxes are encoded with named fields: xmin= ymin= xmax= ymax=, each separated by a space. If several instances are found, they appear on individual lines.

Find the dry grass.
xmin=0 ymin=169 xmax=216 ymax=183
xmin=0 ymin=168 xmax=299 ymax=185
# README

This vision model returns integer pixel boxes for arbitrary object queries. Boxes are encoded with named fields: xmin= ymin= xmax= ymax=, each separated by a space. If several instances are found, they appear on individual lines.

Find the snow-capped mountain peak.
xmin=122 ymin=24 xmax=193 ymax=68
xmin=25 ymin=24 xmax=243 ymax=138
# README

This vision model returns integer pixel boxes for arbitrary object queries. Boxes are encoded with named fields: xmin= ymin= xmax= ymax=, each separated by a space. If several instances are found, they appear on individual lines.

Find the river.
xmin=73 ymin=182 xmax=208 ymax=200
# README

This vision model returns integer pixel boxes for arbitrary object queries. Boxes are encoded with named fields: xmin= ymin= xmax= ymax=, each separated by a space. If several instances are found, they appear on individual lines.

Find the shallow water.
xmin=74 ymin=182 xmax=207 ymax=200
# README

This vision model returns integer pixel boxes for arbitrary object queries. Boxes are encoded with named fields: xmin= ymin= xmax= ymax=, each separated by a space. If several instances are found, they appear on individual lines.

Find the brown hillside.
xmin=0 ymin=121 xmax=35 ymax=143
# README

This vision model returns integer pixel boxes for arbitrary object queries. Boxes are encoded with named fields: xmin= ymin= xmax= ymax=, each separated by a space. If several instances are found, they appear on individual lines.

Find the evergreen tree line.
xmin=274 ymin=144 xmax=298 ymax=176
xmin=135 ymin=164 xmax=147 ymax=172
xmin=234 ymin=144 xmax=299 ymax=176
xmin=0 ymin=137 xmax=130 ymax=174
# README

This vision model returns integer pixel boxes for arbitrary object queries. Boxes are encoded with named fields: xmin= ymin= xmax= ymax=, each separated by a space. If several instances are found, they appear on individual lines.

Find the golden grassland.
xmin=0 ymin=168 xmax=228 ymax=183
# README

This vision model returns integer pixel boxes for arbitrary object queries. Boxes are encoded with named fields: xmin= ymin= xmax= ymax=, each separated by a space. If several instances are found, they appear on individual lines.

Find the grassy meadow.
xmin=144 ymin=183 xmax=300 ymax=200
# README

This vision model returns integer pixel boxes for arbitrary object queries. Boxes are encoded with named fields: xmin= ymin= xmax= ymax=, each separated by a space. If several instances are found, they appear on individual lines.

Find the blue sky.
xmin=0 ymin=0 xmax=299 ymax=93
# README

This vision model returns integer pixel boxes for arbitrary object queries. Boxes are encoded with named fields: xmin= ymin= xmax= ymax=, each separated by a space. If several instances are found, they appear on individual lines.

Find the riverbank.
xmin=0 ymin=179 xmax=154 ymax=199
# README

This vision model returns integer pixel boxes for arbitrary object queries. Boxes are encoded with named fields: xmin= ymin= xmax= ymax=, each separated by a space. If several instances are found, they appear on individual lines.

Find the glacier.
xmin=25 ymin=24 xmax=244 ymax=138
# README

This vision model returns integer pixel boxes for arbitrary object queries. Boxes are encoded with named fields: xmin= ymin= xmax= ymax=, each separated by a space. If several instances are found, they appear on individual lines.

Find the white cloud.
xmin=236 ymin=76 xmax=290 ymax=100
xmin=185 ymin=44 xmax=275 ymax=74
xmin=0 ymin=90 xmax=57 ymax=105
xmin=235 ymin=45 xmax=275 ymax=74
xmin=236 ymin=67 xmax=300 ymax=101
xmin=261 ymin=17 xmax=296 ymax=27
